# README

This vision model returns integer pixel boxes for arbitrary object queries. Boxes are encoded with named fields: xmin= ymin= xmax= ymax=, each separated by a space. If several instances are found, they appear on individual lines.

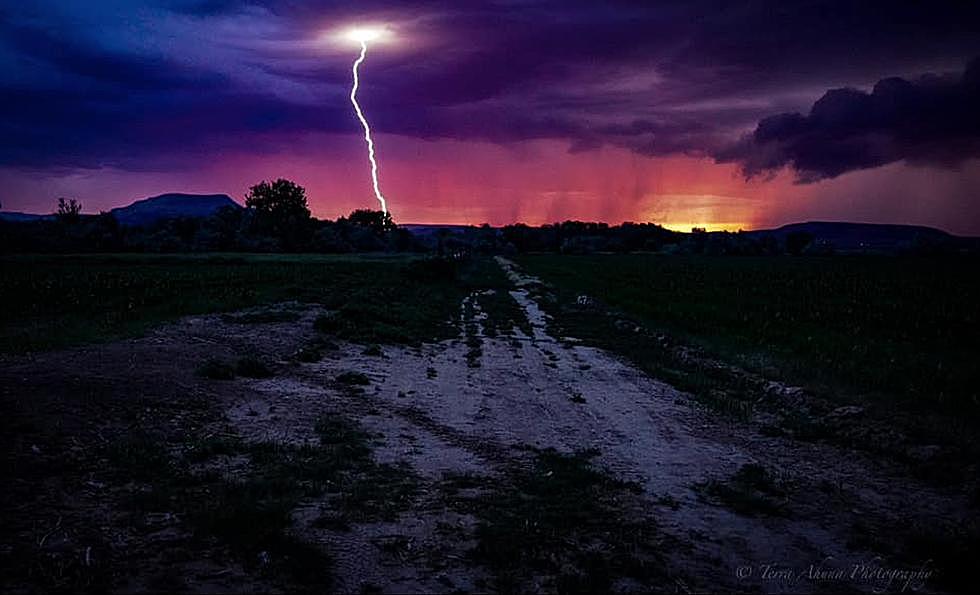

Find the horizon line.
xmin=1 ymin=207 xmax=971 ymax=237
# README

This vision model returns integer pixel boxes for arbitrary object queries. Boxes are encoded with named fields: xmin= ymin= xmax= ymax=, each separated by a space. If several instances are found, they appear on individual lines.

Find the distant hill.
xmin=744 ymin=221 xmax=955 ymax=251
xmin=401 ymin=224 xmax=473 ymax=237
xmin=109 ymin=193 xmax=241 ymax=227
xmin=1 ymin=193 xmax=242 ymax=227
xmin=0 ymin=211 xmax=55 ymax=223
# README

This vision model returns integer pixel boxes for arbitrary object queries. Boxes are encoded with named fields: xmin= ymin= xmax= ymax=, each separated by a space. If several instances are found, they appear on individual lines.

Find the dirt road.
xmin=0 ymin=258 xmax=967 ymax=593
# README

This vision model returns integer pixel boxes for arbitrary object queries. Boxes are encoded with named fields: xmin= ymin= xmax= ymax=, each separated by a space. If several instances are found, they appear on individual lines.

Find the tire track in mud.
xmin=228 ymin=288 xmax=675 ymax=592
xmin=384 ymin=401 xmax=518 ymax=468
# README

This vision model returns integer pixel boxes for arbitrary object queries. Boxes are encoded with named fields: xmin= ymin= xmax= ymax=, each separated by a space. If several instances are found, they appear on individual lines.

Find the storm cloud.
xmin=2 ymin=0 xmax=980 ymax=171
xmin=719 ymin=59 xmax=980 ymax=182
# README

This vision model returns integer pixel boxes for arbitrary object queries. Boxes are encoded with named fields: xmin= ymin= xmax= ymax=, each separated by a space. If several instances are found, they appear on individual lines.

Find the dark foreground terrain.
xmin=1 ymin=253 xmax=977 ymax=593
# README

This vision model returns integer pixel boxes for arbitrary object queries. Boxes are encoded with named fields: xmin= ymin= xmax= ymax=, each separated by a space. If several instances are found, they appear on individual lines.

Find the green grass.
xmin=294 ymin=345 xmax=323 ymax=363
xmin=336 ymin=371 xmax=371 ymax=386
xmin=184 ymin=434 xmax=243 ymax=463
xmin=106 ymin=433 xmax=174 ymax=481
xmin=310 ymin=256 xmax=518 ymax=346
xmin=197 ymin=355 xmax=276 ymax=381
xmin=236 ymin=356 xmax=274 ymax=378
xmin=517 ymin=254 xmax=980 ymax=417
xmin=696 ymin=463 xmax=788 ymax=517
xmin=196 ymin=358 xmax=237 ymax=380
xmin=109 ymin=413 xmax=418 ymax=592
xmin=471 ymin=264 xmax=533 ymax=338
xmin=443 ymin=448 xmax=665 ymax=592
xmin=361 ymin=344 xmax=383 ymax=356
xmin=221 ymin=309 xmax=302 ymax=324
xmin=0 ymin=253 xmax=516 ymax=353
xmin=463 ymin=297 xmax=483 ymax=367
xmin=0 ymin=253 xmax=411 ymax=353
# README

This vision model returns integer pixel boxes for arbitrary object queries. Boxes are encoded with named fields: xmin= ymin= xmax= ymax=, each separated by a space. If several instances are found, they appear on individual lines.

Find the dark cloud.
xmin=2 ymin=0 xmax=980 ymax=171
xmin=718 ymin=59 xmax=980 ymax=182
xmin=0 ymin=22 xmax=206 ymax=91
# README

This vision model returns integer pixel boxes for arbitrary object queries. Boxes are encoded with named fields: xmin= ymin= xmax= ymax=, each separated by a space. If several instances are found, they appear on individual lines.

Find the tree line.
xmin=4 ymin=178 xmax=964 ymax=256
xmin=0 ymin=179 xmax=418 ymax=254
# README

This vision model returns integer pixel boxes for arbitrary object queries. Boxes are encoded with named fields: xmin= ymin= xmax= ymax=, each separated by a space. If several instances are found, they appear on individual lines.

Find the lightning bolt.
xmin=350 ymin=40 xmax=388 ymax=214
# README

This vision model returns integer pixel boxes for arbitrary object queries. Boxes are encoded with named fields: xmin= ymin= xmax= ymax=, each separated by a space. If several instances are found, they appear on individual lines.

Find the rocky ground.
xmin=0 ymin=258 xmax=972 ymax=593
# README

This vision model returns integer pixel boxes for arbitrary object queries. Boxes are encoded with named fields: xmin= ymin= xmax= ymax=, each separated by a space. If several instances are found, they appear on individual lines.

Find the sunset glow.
xmin=659 ymin=222 xmax=749 ymax=233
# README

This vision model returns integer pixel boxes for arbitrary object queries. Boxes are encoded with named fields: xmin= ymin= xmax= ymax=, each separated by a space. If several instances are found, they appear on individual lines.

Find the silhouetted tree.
xmin=346 ymin=209 xmax=394 ymax=232
xmin=89 ymin=212 xmax=123 ymax=251
xmin=56 ymin=197 xmax=82 ymax=222
xmin=244 ymin=179 xmax=312 ymax=251
xmin=200 ymin=205 xmax=244 ymax=250
xmin=786 ymin=231 xmax=813 ymax=256
xmin=311 ymin=224 xmax=352 ymax=253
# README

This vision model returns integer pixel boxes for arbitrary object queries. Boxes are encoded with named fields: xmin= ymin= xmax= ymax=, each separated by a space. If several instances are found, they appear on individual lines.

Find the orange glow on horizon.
xmin=10 ymin=136 xmax=975 ymax=235
xmin=0 ymin=136 xmax=786 ymax=229
xmin=659 ymin=222 xmax=749 ymax=232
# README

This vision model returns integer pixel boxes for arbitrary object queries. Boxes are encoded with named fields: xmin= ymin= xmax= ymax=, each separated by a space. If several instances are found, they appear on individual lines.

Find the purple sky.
xmin=2 ymin=1 xmax=980 ymax=231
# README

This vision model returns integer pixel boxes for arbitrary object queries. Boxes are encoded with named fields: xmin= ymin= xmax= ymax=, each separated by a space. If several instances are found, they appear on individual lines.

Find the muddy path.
xmin=0 ymin=260 xmax=969 ymax=593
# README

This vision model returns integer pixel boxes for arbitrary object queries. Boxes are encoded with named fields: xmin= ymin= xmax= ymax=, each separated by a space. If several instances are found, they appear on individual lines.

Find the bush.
xmin=313 ymin=312 xmax=342 ymax=333
xmin=197 ymin=358 xmax=235 ymax=380
xmin=236 ymin=357 xmax=274 ymax=378
xmin=785 ymin=231 xmax=813 ymax=255
xmin=336 ymin=371 xmax=370 ymax=386
xmin=295 ymin=346 xmax=322 ymax=363
xmin=362 ymin=344 xmax=383 ymax=356
xmin=404 ymin=257 xmax=458 ymax=282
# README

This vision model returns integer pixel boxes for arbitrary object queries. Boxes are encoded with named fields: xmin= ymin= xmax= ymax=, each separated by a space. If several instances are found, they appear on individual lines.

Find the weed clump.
xmin=110 ymin=414 xmax=417 ymax=591
xmin=443 ymin=448 xmax=663 ymax=592
xmin=404 ymin=257 xmax=458 ymax=282
xmin=236 ymin=357 xmax=274 ymax=378
xmin=313 ymin=312 xmax=342 ymax=334
xmin=698 ymin=463 xmax=787 ymax=517
xmin=463 ymin=297 xmax=483 ymax=368
xmin=295 ymin=346 xmax=322 ymax=363
xmin=106 ymin=435 xmax=172 ymax=480
xmin=197 ymin=358 xmax=235 ymax=380
xmin=336 ymin=371 xmax=370 ymax=386
xmin=221 ymin=309 xmax=301 ymax=324
xmin=185 ymin=435 xmax=243 ymax=463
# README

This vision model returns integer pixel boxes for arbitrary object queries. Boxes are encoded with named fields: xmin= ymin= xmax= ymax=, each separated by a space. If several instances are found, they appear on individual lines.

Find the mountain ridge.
xmin=109 ymin=193 xmax=241 ymax=227
xmin=1 ymin=193 xmax=242 ymax=227
xmin=743 ymin=220 xmax=958 ymax=250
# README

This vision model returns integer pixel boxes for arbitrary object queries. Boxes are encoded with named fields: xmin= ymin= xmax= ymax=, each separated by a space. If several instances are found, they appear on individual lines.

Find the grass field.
xmin=517 ymin=254 xmax=980 ymax=416
xmin=0 ymin=253 xmax=508 ymax=353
